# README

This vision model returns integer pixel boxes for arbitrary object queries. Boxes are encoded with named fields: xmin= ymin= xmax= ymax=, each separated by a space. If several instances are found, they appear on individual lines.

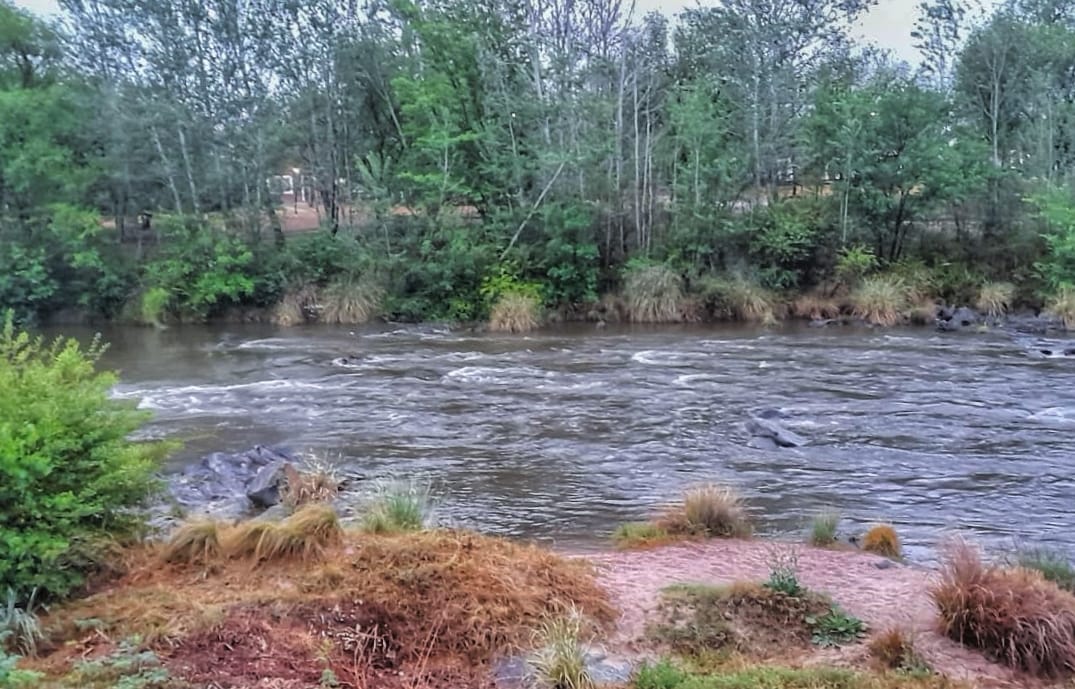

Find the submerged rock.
xmin=937 ymin=306 xmax=981 ymax=331
xmin=745 ymin=415 xmax=807 ymax=448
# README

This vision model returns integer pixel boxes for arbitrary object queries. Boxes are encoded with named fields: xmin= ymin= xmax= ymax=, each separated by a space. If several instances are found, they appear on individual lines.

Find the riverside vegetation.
xmin=7 ymin=320 xmax=1075 ymax=687
xmin=6 ymin=1 xmax=1075 ymax=332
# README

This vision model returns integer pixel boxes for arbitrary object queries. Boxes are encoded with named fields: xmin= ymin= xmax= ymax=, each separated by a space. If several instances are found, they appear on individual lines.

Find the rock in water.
xmin=746 ymin=416 xmax=807 ymax=448
xmin=246 ymin=460 xmax=291 ymax=508
xmin=937 ymin=306 xmax=980 ymax=331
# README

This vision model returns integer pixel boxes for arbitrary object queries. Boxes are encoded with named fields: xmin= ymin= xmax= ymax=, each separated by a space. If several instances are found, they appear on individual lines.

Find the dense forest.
xmin=3 ymin=0 xmax=1075 ymax=328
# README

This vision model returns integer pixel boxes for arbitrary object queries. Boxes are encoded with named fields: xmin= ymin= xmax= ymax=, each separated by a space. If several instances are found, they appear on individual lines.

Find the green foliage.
xmin=0 ymin=647 xmax=42 ymax=688
xmin=835 ymin=246 xmax=877 ymax=286
xmin=632 ymin=663 xmax=956 ymax=688
xmin=807 ymin=606 xmax=867 ymax=647
xmin=0 ymin=316 xmax=172 ymax=599
xmin=1 ymin=589 xmax=42 ymax=657
xmin=1033 ymin=187 xmax=1075 ymax=290
xmin=635 ymin=659 xmax=688 ymax=689
xmin=613 ymin=522 xmax=670 ymax=549
xmin=1015 ymin=548 xmax=1075 ymax=592
xmin=68 ymin=638 xmax=174 ymax=689
xmin=748 ymin=201 xmax=824 ymax=290
xmin=763 ymin=550 xmax=805 ymax=597
xmin=361 ymin=480 xmax=431 ymax=534
xmin=529 ymin=608 xmax=594 ymax=689
xmin=808 ymin=511 xmax=840 ymax=547
xmin=140 ymin=287 xmax=171 ymax=327
xmin=623 ymin=260 xmax=685 ymax=323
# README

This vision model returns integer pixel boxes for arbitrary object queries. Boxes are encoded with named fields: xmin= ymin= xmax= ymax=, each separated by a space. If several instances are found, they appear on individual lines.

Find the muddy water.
xmin=63 ymin=323 xmax=1075 ymax=559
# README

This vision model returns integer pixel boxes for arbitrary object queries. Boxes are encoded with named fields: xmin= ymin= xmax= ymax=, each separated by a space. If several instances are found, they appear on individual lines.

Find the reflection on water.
xmin=53 ymin=322 xmax=1075 ymax=559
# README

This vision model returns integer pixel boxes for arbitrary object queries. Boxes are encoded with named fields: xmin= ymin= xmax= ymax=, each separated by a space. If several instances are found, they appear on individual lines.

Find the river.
xmin=56 ymin=322 xmax=1075 ymax=560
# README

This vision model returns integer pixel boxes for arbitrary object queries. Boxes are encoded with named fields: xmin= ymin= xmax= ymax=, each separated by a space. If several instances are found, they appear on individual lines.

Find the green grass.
xmin=808 ymin=511 xmax=840 ymax=547
xmin=851 ymin=276 xmax=909 ymax=327
xmin=361 ymin=480 xmax=431 ymax=534
xmin=975 ymin=282 xmax=1015 ymax=318
xmin=633 ymin=662 xmax=957 ymax=689
xmin=806 ymin=605 xmax=868 ymax=648
xmin=613 ymin=522 xmax=671 ymax=549
xmin=696 ymin=276 xmax=778 ymax=323
xmin=529 ymin=607 xmax=594 ymax=689
xmin=1015 ymin=547 xmax=1075 ymax=592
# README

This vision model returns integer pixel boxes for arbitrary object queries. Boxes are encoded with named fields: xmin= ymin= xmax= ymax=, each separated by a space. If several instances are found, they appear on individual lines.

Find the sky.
xmin=13 ymin=0 xmax=953 ymax=65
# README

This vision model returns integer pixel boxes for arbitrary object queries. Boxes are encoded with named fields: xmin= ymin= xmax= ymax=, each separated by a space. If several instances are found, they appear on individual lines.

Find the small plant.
xmin=835 ymin=245 xmax=878 ymax=287
xmin=808 ymin=510 xmax=840 ymax=547
xmin=281 ymin=458 xmax=341 ymax=508
xmin=861 ymin=524 xmax=902 ymax=558
xmin=1047 ymin=286 xmax=1075 ymax=330
xmin=623 ymin=262 xmax=685 ymax=323
xmin=362 ymin=479 xmax=431 ymax=534
xmin=160 ymin=518 xmax=223 ymax=565
xmin=612 ymin=522 xmax=670 ymax=549
xmin=1 ymin=589 xmax=43 ymax=658
xmin=1016 ymin=547 xmax=1075 ymax=592
xmin=529 ymin=607 xmax=594 ymax=689
xmin=659 ymin=484 xmax=752 ymax=539
xmin=868 ymin=628 xmax=932 ymax=676
xmin=976 ymin=282 xmax=1015 ymax=318
xmin=320 ymin=274 xmax=383 ymax=324
xmin=489 ymin=292 xmax=542 ymax=333
xmin=851 ymin=276 xmax=908 ymax=326
xmin=764 ymin=548 xmax=805 ymax=597
xmin=807 ymin=605 xmax=867 ymax=647
xmin=634 ymin=658 xmax=687 ymax=689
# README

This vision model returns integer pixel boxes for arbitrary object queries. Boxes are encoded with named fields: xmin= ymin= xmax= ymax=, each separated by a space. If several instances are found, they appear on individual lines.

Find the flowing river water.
xmin=60 ymin=323 xmax=1075 ymax=560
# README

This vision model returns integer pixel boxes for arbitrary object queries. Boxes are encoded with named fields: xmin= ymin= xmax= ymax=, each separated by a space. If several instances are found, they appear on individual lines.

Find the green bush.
xmin=0 ymin=316 xmax=172 ymax=599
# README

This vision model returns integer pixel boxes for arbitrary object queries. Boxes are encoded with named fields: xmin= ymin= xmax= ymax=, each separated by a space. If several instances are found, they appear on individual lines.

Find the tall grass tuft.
xmin=623 ymin=263 xmax=684 ymax=323
xmin=698 ymin=276 xmax=778 ymax=323
xmin=808 ymin=511 xmax=840 ymax=547
xmin=791 ymin=292 xmax=841 ymax=320
xmin=362 ymin=479 xmax=431 ymax=534
xmin=160 ymin=518 xmax=224 ymax=565
xmin=1 ymin=589 xmax=43 ymax=657
xmin=659 ymin=483 xmax=752 ymax=539
xmin=529 ymin=607 xmax=594 ymax=689
xmin=320 ymin=275 xmax=383 ymax=324
xmin=851 ymin=276 xmax=909 ymax=326
xmin=1016 ymin=548 xmax=1075 ymax=593
xmin=976 ymin=282 xmax=1016 ymax=319
xmin=931 ymin=540 xmax=1075 ymax=676
xmin=271 ymin=284 xmax=318 ymax=326
xmin=226 ymin=504 xmax=342 ymax=564
xmin=489 ymin=292 xmax=542 ymax=333
xmin=862 ymin=524 xmax=901 ymax=558
xmin=1047 ymin=286 xmax=1075 ymax=330
xmin=280 ymin=459 xmax=340 ymax=508
xmin=868 ymin=627 xmax=931 ymax=674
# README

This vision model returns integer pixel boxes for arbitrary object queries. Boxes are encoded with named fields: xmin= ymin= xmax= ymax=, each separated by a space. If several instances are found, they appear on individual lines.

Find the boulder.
xmin=745 ymin=416 xmax=807 ymax=448
xmin=937 ymin=306 xmax=980 ymax=331
xmin=246 ymin=460 xmax=291 ymax=508
xmin=164 ymin=445 xmax=298 ymax=517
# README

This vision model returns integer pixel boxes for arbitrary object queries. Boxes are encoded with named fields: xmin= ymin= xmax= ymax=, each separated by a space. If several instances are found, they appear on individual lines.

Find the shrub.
xmin=624 ymin=262 xmax=685 ymax=323
xmin=1047 ymin=286 xmax=1075 ymax=330
xmin=835 ymin=245 xmax=878 ymax=287
xmin=1016 ymin=548 xmax=1075 ymax=592
xmin=320 ymin=274 xmax=383 ymax=324
xmin=861 ymin=525 xmax=901 ymax=559
xmin=613 ymin=522 xmax=670 ymax=549
xmin=362 ymin=480 xmax=431 ymax=534
xmin=809 ymin=511 xmax=840 ymax=547
xmin=976 ymin=282 xmax=1015 ymax=318
xmin=1 ymin=589 xmax=43 ymax=657
xmin=529 ymin=607 xmax=594 ymax=689
xmin=160 ymin=519 xmax=223 ymax=565
xmin=931 ymin=540 xmax=1075 ymax=676
xmin=851 ymin=276 xmax=908 ymax=326
xmin=139 ymin=287 xmax=172 ymax=327
xmin=868 ymin=628 xmax=931 ymax=675
xmin=489 ymin=292 xmax=542 ymax=333
xmin=0 ymin=316 xmax=171 ymax=599
xmin=807 ymin=605 xmax=867 ymax=647
xmin=660 ymin=484 xmax=752 ymax=539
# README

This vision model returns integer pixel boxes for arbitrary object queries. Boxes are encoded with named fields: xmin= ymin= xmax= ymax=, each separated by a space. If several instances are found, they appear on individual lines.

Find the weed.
xmin=764 ymin=548 xmax=805 ymax=598
xmin=160 ymin=518 xmax=223 ymax=565
xmin=931 ymin=540 xmax=1075 ymax=676
xmin=1015 ymin=547 xmax=1075 ymax=592
xmin=1047 ymin=286 xmax=1075 ymax=330
xmin=624 ymin=263 xmax=685 ymax=323
xmin=613 ymin=522 xmax=671 ymax=549
xmin=975 ymin=282 xmax=1015 ymax=318
xmin=361 ymin=479 xmax=431 ymax=534
xmin=489 ymin=292 xmax=542 ymax=333
xmin=807 ymin=605 xmax=867 ymax=647
xmin=529 ymin=607 xmax=594 ymax=689
xmin=869 ymin=628 xmax=932 ymax=676
xmin=808 ymin=511 xmax=840 ymax=547
xmin=659 ymin=484 xmax=752 ymax=539
xmin=905 ymin=299 xmax=940 ymax=326
xmin=320 ymin=275 xmax=383 ymax=324
xmin=862 ymin=525 xmax=901 ymax=559
xmin=281 ymin=458 xmax=341 ymax=508
xmin=851 ymin=276 xmax=909 ymax=327
xmin=1 ymin=589 xmax=43 ymax=657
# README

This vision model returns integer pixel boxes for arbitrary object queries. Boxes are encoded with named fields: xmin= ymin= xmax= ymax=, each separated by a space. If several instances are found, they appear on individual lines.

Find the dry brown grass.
xmin=160 ymin=518 xmax=225 ymax=565
xmin=1047 ymin=287 xmax=1075 ymax=330
xmin=851 ymin=276 xmax=910 ymax=327
xmin=320 ymin=275 xmax=383 ymax=324
xmin=905 ymin=299 xmax=941 ymax=326
xmin=862 ymin=525 xmax=901 ymax=559
xmin=489 ymin=292 xmax=542 ymax=333
xmin=624 ymin=264 xmax=685 ymax=323
xmin=868 ymin=627 xmax=930 ymax=674
xmin=271 ymin=284 xmax=318 ymax=327
xmin=226 ymin=504 xmax=343 ymax=563
xmin=976 ymin=282 xmax=1015 ymax=319
xmin=791 ymin=293 xmax=842 ymax=320
xmin=658 ymin=484 xmax=752 ymax=539
xmin=280 ymin=462 xmax=340 ymax=508
xmin=931 ymin=540 xmax=1075 ymax=677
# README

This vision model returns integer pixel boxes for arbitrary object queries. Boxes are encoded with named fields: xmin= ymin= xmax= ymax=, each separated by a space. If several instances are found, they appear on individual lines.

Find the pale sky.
xmin=14 ymin=0 xmax=973 ymax=65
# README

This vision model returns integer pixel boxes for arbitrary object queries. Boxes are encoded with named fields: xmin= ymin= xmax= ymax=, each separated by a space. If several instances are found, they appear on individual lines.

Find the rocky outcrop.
xmin=165 ymin=445 xmax=298 ymax=520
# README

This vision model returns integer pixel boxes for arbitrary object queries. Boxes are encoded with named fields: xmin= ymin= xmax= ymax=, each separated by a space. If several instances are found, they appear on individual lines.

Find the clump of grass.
xmin=280 ymin=459 xmax=340 ymax=509
xmin=791 ymin=292 xmax=841 ymax=321
xmin=320 ymin=274 xmax=383 ymax=324
xmin=226 ymin=504 xmax=342 ymax=563
xmin=976 ymin=282 xmax=1015 ymax=318
xmin=612 ymin=522 xmax=670 ymax=549
xmin=271 ymin=283 xmax=318 ymax=327
xmin=1015 ymin=548 xmax=1075 ymax=592
xmin=862 ymin=524 xmax=902 ymax=559
xmin=489 ymin=292 xmax=542 ymax=333
xmin=808 ymin=511 xmax=840 ymax=548
xmin=2 ymin=589 xmax=43 ymax=657
xmin=637 ymin=663 xmax=955 ymax=688
xmin=529 ymin=607 xmax=594 ymax=689
xmin=1047 ymin=286 xmax=1075 ymax=330
xmin=851 ymin=276 xmax=909 ymax=326
xmin=697 ymin=276 xmax=778 ymax=323
xmin=659 ymin=484 xmax=752 ymax=539
xmin=868 ymin=627 xmax=932 ymax=675
xmin=362 ymin=479 xmax=431 ymax=534
xmin=160 ymin=518 xmax=224 ymax=565
xmin=905 ymin=299 xmax=940 ymax=326
xmin=624 ymin=263 xmax=685 ymax=323
xmin=931 ymin=540 xmax=1075 ymax=676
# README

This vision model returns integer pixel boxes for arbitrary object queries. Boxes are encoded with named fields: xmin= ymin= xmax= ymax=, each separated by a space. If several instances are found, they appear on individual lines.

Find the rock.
xmin=937 ymin=306 xmax=981 ymax=331
xmin=246 ymin=460 xmax=291 ymax=508
xmin=746 ymin=416 xmax=807 ymax=448
xmin=873 ymin=559 xmax=897 ymax=570
xmin=1003 ymin=311 xmax=1062 ymax=335
xmin=747 ymin=436 xmax=779 ymax=451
